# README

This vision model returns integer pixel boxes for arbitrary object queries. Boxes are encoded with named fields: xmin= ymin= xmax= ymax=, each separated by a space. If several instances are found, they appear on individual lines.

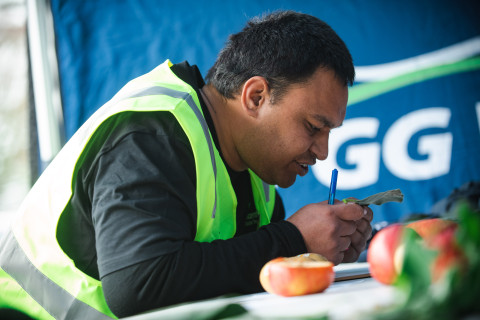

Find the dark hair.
xmin=205 ymin=10 xmax=355 ymax=102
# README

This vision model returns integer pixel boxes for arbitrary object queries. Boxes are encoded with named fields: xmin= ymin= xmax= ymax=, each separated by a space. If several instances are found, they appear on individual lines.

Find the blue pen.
xmin=328 ymin=169 xmax=338 ymax=205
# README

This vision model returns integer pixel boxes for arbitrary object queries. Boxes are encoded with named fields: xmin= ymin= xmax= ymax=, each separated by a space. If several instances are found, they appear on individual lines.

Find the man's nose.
xmin=310 ymin=133 xmax=329 ymax=161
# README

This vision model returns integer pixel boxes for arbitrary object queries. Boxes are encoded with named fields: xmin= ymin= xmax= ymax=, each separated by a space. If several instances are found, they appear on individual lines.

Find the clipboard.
xmin=334 ymin=262 xmax=371 ymax=281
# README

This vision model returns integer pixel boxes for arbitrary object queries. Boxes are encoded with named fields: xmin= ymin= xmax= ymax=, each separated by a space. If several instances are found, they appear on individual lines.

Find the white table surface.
xmin=123 ymin=263 xmax=398 ymax=320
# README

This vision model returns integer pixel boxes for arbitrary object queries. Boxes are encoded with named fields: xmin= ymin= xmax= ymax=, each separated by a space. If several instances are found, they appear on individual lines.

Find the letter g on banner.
xmin=312 ymin=118 xmax=381 ymax=190
xmin=312 ymin=107 xmax=453 ymax=190
xmin=383 ymin=107 xmax=452 ymax=180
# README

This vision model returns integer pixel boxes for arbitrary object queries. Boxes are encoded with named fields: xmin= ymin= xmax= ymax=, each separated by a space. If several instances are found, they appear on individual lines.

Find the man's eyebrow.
xmin=312 ymin=115 xmax=342 ymax=128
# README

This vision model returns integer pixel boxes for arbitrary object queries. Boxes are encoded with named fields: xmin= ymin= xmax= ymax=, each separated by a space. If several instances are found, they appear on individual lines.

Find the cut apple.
xmin=259 ymin=253 xmax=334 ymax=296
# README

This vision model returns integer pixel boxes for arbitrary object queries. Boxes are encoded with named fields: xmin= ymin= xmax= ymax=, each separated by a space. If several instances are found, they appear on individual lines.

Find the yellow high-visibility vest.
xmin=0 ymin=60 xmax=275 ymax=319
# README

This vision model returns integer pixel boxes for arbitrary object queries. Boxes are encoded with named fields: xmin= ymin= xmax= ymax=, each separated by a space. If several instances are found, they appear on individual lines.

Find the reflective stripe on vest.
xmin=128 ymin=85 xmax=218 ymax=218
xmin=0 ymin=60 xmax=275 ymax=318
xmin=0 ymin=231 xmax=112 ymax=320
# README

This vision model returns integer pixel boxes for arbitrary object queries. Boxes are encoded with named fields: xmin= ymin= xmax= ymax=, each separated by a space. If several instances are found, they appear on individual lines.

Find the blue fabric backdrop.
xmin=50 ymin=0 xmax=480 ymax=224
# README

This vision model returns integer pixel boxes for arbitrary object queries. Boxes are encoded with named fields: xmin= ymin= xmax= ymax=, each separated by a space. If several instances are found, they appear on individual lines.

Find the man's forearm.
xmin=102 ymin=220 xmax=306 ymax=317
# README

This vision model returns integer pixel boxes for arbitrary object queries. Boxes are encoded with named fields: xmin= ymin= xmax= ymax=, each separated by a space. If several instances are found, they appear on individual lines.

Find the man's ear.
xmin=240 ymin=76 xmax=270 ymax=117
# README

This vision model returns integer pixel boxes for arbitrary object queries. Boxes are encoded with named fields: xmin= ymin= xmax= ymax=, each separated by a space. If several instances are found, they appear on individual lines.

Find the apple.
xmin=368 ymin=218 xmax=466 ymax=286
xmin=427 ymin=224 xmax=466 ymax=282
xmin=407 ymin=218 xmax=466 ymax=281
xmin=406 ymin=218 xmax=457 ymax=245
xmin=259 ymin=253 xmax=334 ymax=296
xmin=367 ymin=224 xmax=405 ymax=285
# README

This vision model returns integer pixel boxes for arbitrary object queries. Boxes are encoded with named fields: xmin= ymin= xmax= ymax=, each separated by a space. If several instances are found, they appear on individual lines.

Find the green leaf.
xmin=394 ymin=228 xmax=436 ymax=302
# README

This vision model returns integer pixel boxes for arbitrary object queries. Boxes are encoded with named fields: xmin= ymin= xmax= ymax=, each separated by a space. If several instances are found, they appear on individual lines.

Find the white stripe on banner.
xmin=476 ymin=102 xmax=480 ymax=135
xmin=355 ymin=36 xmax=480 ymax=82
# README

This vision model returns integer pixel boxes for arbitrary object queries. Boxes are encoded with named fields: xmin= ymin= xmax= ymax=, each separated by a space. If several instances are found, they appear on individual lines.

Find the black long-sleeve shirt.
xmin=57 ymin=62 xmax=307 ymax=317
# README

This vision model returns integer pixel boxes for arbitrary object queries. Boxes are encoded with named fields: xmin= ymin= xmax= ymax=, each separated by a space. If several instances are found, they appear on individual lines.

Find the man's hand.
xmin=287 ymin=200 xmax=373 ymax=265
xmin=342 ymin=205 xmax=373 ymax=263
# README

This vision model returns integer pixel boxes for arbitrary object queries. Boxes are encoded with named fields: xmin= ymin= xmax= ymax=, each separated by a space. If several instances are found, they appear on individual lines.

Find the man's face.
xmin=238 ymin=68 xmax=348 ymax=188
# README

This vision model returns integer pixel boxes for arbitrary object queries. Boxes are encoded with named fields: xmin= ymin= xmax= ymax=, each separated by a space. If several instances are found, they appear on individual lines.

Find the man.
xmin=0 ymin=10 xmax=372 ymax=319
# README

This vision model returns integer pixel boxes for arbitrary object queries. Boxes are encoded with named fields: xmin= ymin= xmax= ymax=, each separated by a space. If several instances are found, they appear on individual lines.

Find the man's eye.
xmin=307 ymin=122 xmax=319 ymax=134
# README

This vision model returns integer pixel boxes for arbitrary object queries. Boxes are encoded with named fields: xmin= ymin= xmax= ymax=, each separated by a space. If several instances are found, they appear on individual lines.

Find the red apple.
xmin=427 ymin=224 xmax=467 ymax=282
xmin=369 ymin=219 xmax=466 ymax=286
xmin=407 ymin=218 xmax=466 ymax=281
xmin=259 ymin=253 xmax=334 ymax=296
xmin=367 ymin=224 xmax=405 ymax=285
xmin=406 ymin=218 xmax=457 ymax=245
